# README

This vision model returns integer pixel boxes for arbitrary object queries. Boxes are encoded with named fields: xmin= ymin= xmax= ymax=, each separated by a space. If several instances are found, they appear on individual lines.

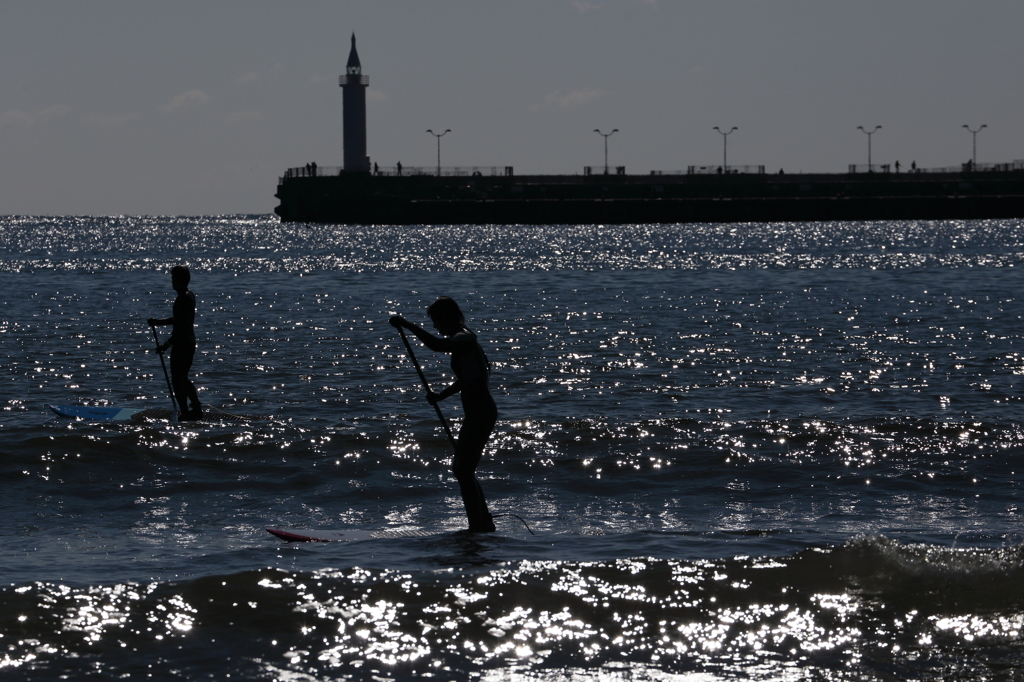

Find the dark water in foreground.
xmin=2 ymin=216 xmax=1024 ymax=680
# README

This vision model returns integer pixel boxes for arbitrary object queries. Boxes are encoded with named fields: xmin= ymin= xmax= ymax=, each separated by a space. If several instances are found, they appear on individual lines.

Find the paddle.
xmin=396 ymin=325 xmax=457 ymax=449
xmin=149 ymin=324 xmax=178 ymax=417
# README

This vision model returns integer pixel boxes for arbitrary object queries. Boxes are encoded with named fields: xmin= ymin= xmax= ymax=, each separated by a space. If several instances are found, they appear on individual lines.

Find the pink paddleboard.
xmin=267 ymin=527 xmax=441 ymax=543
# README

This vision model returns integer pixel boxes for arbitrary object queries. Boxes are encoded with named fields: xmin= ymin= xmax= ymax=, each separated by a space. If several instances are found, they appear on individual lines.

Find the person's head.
xmin=171 ymin=265 xmax=190 ymax=291
xmin=427 ymin=296 xmax=465 ymax=335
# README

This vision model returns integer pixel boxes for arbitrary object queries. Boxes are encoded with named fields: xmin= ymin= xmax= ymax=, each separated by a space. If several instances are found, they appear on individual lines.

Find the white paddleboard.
xmin=49 ymin=404 xmax=156 ymax=421
xmin=49 ymin=404 xmax=266 ymax=422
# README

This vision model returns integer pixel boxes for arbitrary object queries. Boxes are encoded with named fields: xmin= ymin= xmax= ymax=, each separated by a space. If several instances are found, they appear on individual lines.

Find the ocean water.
xmin=2 ymin=216 xmax=1024 ymax=680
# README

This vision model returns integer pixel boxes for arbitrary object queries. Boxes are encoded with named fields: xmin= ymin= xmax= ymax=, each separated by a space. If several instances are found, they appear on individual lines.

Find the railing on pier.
xmin=847 ymin=164 xmax=892 ymax=174
xmin=280 ymin=166 xmax=340 ymax=180
xmin=279 ymin=158 xmax=1024 ymax=185
xmin=373 ymin=166 xmax=512 ymax=177
xmin=668 ymin=165 xmax=765 ymax=175
xmin=279 ymin=166 xmax=513 ymax=183
xmin=583 ymin=166 xmax=626 ymax=176
xmin=849 ymin=160 xmax=1024 ymax=174
xmin=915 ymin=160 xmax=1024 ymax=173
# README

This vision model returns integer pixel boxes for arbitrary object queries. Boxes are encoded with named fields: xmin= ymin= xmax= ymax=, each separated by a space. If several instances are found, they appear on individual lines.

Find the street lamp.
xmin=713 ymin=126 xmax=738 ymax=172
xmin=426 ymin=129 xmax=451 ymax=176
xmin=857 ymin=126 xmax=882 ymax=171
xmin=593 ymin=128 xmax=618 ymax=174
xmin=962 ymin=124 xmax=987 ymax=170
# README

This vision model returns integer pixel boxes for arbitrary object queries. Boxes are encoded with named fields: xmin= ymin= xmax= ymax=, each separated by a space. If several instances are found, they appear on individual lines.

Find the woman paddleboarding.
xmin=391 ymin=297 xmax=497 ymax=533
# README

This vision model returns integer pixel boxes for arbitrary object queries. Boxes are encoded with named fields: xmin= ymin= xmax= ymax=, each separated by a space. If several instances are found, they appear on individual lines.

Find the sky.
xmin=2 ymin=0 xmax=1023 ymax=216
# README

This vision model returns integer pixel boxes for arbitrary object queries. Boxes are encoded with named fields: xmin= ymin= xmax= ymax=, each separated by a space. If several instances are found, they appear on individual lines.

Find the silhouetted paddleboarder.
xmin=391 ymin=297 xmax=497 ymax=533
xmin=148 ymin=265 xmax=202 ymax=421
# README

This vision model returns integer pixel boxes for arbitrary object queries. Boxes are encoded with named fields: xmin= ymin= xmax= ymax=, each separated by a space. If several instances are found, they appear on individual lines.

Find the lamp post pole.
xmin=857 ymin=126 xmax=882 ymax=171
xmin=962 ymin=124 xmax=987 ymax=170
xmin=426 ymin=129 xmax=450 ymax=176
xmin=593 ymin=128 xmax=618 ymax=174
xmin=713 ymin=126 xmax=738 ymax=172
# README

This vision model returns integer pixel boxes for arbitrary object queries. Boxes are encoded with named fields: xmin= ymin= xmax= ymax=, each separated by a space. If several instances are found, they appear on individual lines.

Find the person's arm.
xmin=391 ymin=316 xmax=476 ymax=403
xmin=147 ymin=316 xmax=175 ymax=353
xmin=390 ymin=316 xmax=452 ymax=352
xmin=390 ymin=316 xmax=478 ymax=354
xmin=428 ymin=377 xmax=463 ymax=404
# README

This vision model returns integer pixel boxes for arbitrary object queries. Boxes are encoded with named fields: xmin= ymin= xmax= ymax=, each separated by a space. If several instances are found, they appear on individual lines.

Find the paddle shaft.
xmin=150 ymin=325 xmax=178 ymax=415
xmin=398 ymin=326 xmax=457 ymax=449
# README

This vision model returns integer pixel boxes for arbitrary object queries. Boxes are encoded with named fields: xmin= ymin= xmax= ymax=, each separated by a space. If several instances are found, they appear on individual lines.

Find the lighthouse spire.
xmin=346 ymin=33 xmax=361 ymax=72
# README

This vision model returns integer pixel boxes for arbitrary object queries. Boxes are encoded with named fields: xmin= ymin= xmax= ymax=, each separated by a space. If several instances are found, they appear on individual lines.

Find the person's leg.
xmin=184 ymin=375 xmax=201 ymax=416
xmin=169 ymin=352 xmax=191 ymax=416
xmin=171 ymin=345 xmax=201 ymax=419
xmin=184 ymin=380 xmax=201 ymax=417
xmin=453 ymin=450 xmax=493 ymax=531
xmin=452 ymin=416 xmax=496 ymax=531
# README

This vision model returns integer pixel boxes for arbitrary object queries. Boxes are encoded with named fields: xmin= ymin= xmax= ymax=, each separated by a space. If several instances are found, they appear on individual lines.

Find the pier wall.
xmin=274 ymin=170 xmax=1024 ymax=224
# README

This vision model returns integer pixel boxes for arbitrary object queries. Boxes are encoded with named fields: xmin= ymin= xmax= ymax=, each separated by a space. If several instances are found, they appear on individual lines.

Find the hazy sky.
xmin=3 ymin=0 xmax=1023 ymax=215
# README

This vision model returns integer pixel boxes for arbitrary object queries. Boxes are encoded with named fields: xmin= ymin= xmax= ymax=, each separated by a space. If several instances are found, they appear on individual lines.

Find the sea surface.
xmin=2 ymin=216 xmax=1024 ymax=680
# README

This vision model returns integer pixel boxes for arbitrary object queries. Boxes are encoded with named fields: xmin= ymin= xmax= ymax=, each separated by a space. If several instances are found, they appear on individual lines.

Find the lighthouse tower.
xmin=339 ymin=33 xmax=369 ymax=173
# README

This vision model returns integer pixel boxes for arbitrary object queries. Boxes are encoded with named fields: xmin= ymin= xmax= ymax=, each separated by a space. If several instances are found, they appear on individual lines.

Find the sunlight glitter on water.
xmin=249 ymin=558 xmax=876 ymax=675
xmin=3 ymin=217 xmax=1024 ymax=273
xmin=8 ymin=546 xmax=1017 ymax=678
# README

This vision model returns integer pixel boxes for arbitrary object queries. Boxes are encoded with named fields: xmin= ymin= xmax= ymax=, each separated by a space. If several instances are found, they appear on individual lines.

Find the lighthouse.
xmin=339 ymin=33 xmax=369 ymax=173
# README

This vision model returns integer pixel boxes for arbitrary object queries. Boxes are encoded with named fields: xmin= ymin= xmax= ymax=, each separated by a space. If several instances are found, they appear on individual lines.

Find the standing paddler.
xmin=148 ymin=265 xmax=203 ymax=421
xmin=391 ymin=297 xmax=497 ymax=533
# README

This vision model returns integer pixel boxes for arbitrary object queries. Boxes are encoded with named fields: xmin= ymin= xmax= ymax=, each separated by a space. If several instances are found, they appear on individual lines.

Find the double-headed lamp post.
xmin=962 ymin=124 xmax=987 ymax=169
xmin=713 ymin=126 xmax=738 ymax=172
xmin=857 ymin=125 xmax=882 ymax=170
xmin=426 ymin=129 xmax=451 ymax=176
xmin=593 ymin=128 xmax=618 ymax=174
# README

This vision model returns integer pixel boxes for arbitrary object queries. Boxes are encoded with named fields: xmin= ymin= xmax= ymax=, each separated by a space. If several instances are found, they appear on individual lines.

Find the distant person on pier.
xmin=397 ymin=161 xmax=403 ymax=176
xmin=391 ymin=297 xmax=497 ymax=533
xmin=148 ymin=265 xmax=202 ymax=421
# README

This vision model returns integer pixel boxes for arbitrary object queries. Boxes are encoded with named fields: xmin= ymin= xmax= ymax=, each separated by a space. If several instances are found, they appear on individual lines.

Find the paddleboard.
xmin=268 ymin=527 xmax=447 ymax=543
xmin=49 ymin=404 xmax=266 ymax=422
